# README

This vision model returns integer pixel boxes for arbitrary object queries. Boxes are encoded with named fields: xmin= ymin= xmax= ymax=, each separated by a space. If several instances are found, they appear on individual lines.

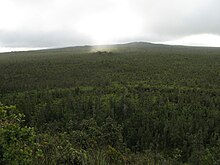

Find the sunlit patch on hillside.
xmin=89 ymin=45 xmax=117 ymax=53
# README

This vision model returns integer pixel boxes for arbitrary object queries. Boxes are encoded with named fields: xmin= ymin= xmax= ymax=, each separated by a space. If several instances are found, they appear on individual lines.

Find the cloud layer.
xmin=0 ymin=0 xmax=220 ymax=51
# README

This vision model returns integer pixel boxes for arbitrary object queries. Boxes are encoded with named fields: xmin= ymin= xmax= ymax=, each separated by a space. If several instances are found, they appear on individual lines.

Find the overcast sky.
xmin=0 ymin=0 xmax=220 ymax=52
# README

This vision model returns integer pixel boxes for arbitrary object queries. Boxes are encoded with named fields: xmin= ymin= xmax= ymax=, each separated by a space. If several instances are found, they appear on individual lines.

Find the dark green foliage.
xmin=0 ymin=43 xmax=220 ymax=164
xmin=0 ymin=104 xmax=42 ymax=164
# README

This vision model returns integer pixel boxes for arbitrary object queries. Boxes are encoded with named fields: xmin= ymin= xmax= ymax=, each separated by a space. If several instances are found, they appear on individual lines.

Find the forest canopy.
xmin=0 ymin=43 xmax=220 ymax=164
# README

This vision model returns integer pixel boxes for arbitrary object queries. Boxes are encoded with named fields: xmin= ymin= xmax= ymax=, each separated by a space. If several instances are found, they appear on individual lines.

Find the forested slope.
xmin=0 ymin=42 xmax=220 ymax=164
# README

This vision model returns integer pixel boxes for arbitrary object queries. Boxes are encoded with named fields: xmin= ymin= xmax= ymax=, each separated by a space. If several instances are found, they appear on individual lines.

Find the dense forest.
xmin=0 ymin=42 xmax=220 ymax=164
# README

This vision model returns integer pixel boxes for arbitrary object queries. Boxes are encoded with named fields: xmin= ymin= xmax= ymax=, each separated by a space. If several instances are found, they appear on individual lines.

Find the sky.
xmin=0 ymin=0 xmax=220 ymax=52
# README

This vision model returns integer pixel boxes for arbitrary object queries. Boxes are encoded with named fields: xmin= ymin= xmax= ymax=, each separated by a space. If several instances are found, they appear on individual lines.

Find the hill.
xmin=0 ymin=42 xmax=220 ymax=164
xmin=0 ymin=42 xmax=220 ymax=93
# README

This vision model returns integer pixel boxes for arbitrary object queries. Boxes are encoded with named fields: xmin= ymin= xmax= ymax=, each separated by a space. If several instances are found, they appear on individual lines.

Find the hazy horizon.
xmin=1 ymin=0 xmax=220 ymax=52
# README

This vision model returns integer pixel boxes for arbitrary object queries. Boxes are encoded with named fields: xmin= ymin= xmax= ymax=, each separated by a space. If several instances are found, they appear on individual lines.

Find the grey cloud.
xmin=134 ymin=0 xmax=220 ymax=40
xmin=0 ymin=30 xmax=92 ymax=48
xmin=0 ymin=0 xmax=220 ymax=48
